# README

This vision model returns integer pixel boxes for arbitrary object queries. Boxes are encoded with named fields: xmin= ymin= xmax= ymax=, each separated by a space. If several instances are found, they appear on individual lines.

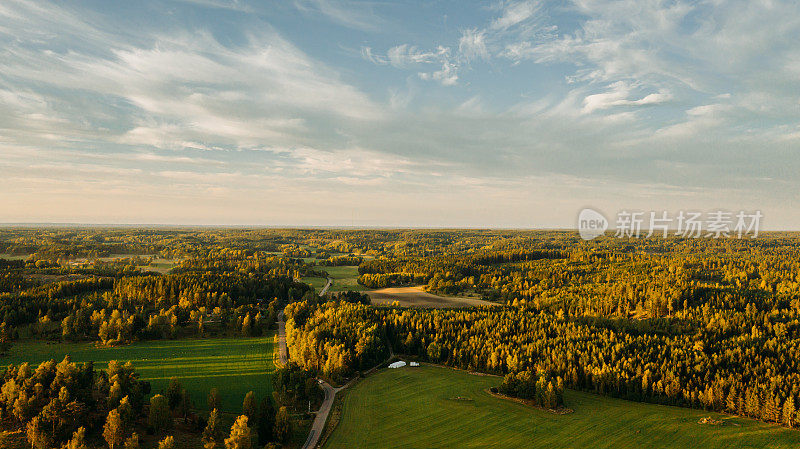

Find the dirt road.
xmin=320 ymin=277 xmax=332 ymax=295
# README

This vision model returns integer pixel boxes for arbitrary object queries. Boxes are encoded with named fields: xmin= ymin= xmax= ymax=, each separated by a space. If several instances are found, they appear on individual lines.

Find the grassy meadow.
xmin=1 ymin=336 xmax=275 ymax=413
xmin=324 ymin=265 xmax=365 ymax=292
xmin=323 ymin=365 xmax=800 ymax=449
xmin=301 ymin=275 xmax=330 ymax=292
xmin=146 ymin=257 xmax=179 ymax=273
xmin=303 ymin=265 xmax=365 ymax=293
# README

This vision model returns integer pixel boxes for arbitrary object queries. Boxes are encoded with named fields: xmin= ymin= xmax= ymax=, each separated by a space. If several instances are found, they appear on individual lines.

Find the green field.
xmin=302 ymin=265 xmax=364 ymax=293
xmin=146 ymin=257 xmax=179 ymax=273
xmin=324 ymin=365 xmax=800 ymax=449
xmin=324 ymin=265 xmax=365 ymax=292
xmin=1 ymin=336 xmax=275 ymax=413
xmin=301 ymin=276 xmax=329 ymax=292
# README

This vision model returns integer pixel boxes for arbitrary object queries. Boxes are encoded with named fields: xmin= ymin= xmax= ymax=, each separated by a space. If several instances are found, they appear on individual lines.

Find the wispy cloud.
xmin=2 ymin=0 xmax=800 ymax=227
xmin=173 ymin=0 xmax=251 ymax=12
xmin=363 ymin=44 xmax=459 ymax=86
xmin=293 ymin=0 xmax=382 ymax=31
xmin=360 ymin=0 xmax=555 ymax=86
xmin=490 ymin=0 xmax=542 ymax=31
xmin=0 ymin=3 xmax=382 ymax=153
xmin=458 ymin=28 xmax=489 ymax=62
xmin=581 ymin=81 xmax=672 ymax=114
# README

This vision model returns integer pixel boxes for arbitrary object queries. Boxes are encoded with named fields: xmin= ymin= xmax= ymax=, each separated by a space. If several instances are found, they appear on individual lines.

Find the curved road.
xmin=302 ymin=380 xmax=340 ymax=449
xmin=278 ymin=277 xmax=334 ymax=449
xmin=319 ymin=277 xmax=332 ymax=296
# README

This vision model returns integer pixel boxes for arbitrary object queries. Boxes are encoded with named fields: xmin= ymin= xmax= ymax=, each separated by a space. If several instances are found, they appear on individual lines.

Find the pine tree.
xmin=25 ymin=416 xmax=50 ymax=449
xmin=242 ymin=391 xmax=257 ymax=422
xmin=104 ymin=408 xmax=125 ymax=449
xmin=166 ymin=378 xmax=183 ymax=410
xmin=203 ymin=409 xmax=224 ymax=449
xmin=149 ymin=394 xmax=172 ymax=432
xmin=208 ymin=388 xmax=221 ymax=411
xmin=41 ymin=397 xmax=66 ymax=435
xmin=545 ymin=382 xmax=557 ymax=409
xmin=274 ymin=406 xmax=292 ymax=444
xmin=257 ymin=396 xmax=276 ymax=445
xmin=745 ymin=388 xmax=761 ymax=418
xmin=242 ymin=313 xmax=253 ymax=337
xmin=702 ymin=386 xmax=714 ymax=411
xmin=783 ymin=396 xmax=796 ymax=428
xmin=726 ymin=386 xmax=738 ymax=413
xmin=64 ymin=427 xmax=87 ymax=449
xmin=224 ymin=415 xmax=253 ymax=449
xmin=764 ymin=394 xmax=781 ymax=423
xmin=118 ymin=396 xmax=133 ymax=426
xmin=26 ymin=416 xmax=50 ymax=449
xmin=14 ymin=391 xmax=32 ymax=422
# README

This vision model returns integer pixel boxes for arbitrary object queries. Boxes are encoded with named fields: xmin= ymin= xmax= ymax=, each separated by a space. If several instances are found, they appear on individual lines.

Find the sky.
xmin=1 ymin=0 xmax=799 ymax=228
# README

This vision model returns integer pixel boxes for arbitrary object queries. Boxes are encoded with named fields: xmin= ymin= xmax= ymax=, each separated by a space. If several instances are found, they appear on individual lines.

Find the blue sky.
xmin=1 ymin=0 xmax=799 ymax=228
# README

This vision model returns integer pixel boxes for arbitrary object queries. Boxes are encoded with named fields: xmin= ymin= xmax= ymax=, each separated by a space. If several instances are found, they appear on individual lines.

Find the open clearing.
xmin=304 ymin=265 xmax=365 ymax=293
xmin=301 ymin=275 xmax=329 ymax=292
xmin=146 ymin=257 xmax=179 ymax=273
xmin=1 ymin=336 xmax=274 ymax=413
xmin=367 ymin=286 xmax=495 ymax=308
xmin=324 ymin=265 xmax=366 ymax=292
xmin=323 ymin=365 xmax=800 ymax=449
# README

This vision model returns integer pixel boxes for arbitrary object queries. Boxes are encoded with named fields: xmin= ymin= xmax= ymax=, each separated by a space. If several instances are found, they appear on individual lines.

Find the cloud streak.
xmin=1 ymin=0 xmax=799 ymax=227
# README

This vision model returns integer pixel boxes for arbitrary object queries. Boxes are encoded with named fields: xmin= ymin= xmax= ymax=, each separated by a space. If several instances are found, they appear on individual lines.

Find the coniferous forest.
xmin=2 ymin=228 xmax=800 ymax=447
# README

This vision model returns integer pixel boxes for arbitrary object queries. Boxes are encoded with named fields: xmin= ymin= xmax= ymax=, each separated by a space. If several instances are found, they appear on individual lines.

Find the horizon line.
xmin=0 ymin=222 xmax=798 ymax=233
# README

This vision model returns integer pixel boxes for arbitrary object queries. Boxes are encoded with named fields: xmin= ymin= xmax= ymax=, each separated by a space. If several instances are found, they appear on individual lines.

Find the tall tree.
xmin=242 ymin=313 xmax=253 ymax=337
xmin=783 ymin=396 xmax=796 ymax=428
xmin=117 ymin=396 xmax=133 ymax=426
xmin=64 ymin=427 xmax=88 ymax=449
xmin=103 ymin=408 xmax=125 ymax=449
xmin=148 ymin=394 xmax=171 ymax=432
xmin=745 ymin=388 xmax=761 ymax=418
xmin=257 ymin=396 xmax=276 ymax=445
xmin=224 ymin=415 xmax=253 ymax=449
xmin=274 ymin=406 xmax=292 ymax=444
xmin=166 ymin=378 xmax=183 ymax=410
xmin=242 ymin=391 xmax=257 ymax=422
xmin=202 ymin=409 xmax=224 ymax=449
xmin=208 ymin=388 xmax=221 ymax=411
xmin=26 ymin=416 xmax=50 ymax=449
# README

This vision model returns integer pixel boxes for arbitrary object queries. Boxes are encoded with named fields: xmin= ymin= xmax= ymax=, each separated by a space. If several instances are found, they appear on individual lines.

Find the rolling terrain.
xmin=2 ymin=336 xmax=275 ymax=413
xmin=324 ymin=365 xmax=800 ymax=449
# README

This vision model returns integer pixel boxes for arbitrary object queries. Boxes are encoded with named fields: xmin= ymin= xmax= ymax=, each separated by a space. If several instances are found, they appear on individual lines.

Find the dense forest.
xmin=0 ymin=229 xmax=328 ymax=448
xmin=2 ymin=227 xmax=800 ymax=443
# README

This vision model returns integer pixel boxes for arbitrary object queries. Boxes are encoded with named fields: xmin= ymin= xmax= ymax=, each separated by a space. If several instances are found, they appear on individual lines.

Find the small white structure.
xmin=388 ymin=361 xmax=407 ymax=369
xmin=409 ymin=362 xmax=420 ymax=367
